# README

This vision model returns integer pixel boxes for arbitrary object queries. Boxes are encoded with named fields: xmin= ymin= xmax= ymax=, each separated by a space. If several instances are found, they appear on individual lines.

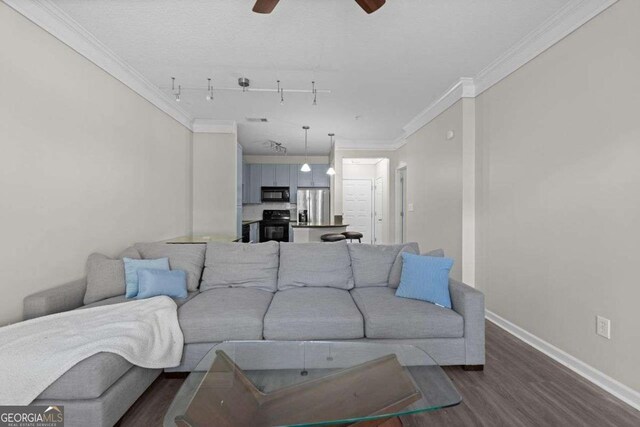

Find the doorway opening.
xmin=341 ymin=158 xmax=389 ymax=244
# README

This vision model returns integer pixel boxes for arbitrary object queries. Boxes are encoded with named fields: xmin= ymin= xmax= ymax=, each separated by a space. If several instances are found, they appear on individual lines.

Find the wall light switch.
xmin=407 ymin=203 xmax=414 ymax=212
xmin=596 ymin=316 xmax=611 ymax=339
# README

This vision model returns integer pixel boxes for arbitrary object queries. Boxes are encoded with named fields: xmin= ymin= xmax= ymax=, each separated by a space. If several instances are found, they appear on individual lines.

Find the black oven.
xmin=260 ymin=210 xmax=291 ymax=242
xmin=261 ymin=187 xmax=290 ymax=203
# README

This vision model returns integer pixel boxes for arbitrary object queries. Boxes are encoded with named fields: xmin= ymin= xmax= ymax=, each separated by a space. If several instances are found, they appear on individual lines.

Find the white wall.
xmin=395 ymin=101 xmax=465 ymax=280
xmin=475 ymin=0 xmax=640 ymax=391
xmin=0 ymin=4 xmax=192 ymax=325
xmin=192 ymin=133 xmax=238 ymax=235
xmin=342 ymin=163 xmax=377 ymax=180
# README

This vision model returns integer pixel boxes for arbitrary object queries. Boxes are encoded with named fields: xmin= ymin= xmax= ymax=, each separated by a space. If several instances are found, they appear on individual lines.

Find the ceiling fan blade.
xmin=252 ymin=0 xmax=280 ymax=14
xmin=354 ymin=0 xmax=386 ymax=14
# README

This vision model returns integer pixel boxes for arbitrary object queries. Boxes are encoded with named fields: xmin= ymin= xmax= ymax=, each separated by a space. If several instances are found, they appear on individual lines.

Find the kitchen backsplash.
xmin=243 ymin=202 xmax=297 ymax=220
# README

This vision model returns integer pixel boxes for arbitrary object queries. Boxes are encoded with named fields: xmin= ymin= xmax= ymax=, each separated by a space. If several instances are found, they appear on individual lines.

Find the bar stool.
xmin=321 ymin=233 xmax=347 ymax=242
xmin=342 ymin=231 xmax=363 ymax=243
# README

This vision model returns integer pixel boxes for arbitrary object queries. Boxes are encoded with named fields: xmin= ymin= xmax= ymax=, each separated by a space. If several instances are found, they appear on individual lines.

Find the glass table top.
xmin=164 ymin=341 xmax=461 ymax=427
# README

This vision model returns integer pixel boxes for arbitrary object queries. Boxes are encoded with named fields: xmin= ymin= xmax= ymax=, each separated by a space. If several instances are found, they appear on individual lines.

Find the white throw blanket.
xmin=0 ymin=296 xmax=184 ymax=405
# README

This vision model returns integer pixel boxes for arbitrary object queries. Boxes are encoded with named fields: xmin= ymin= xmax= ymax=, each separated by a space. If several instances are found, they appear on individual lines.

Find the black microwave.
xmin=261 ymin=187 xmax=290 ymax=203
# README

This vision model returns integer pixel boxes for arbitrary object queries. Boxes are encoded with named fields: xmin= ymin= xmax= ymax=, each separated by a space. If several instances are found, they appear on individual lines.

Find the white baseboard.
xmin=485 ymin=310 xmax=640 ymax=412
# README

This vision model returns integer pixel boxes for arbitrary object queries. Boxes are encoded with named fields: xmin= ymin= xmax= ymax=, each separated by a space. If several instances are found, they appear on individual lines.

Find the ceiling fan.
xmin=252 ymin=0 xmax=386 ymax=14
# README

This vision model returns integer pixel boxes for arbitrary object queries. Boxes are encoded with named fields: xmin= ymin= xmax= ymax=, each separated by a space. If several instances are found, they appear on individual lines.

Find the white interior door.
xmin=374 ymin=177 xmax=384 ymax=244
xmin=343 ymin=179 xmax=373 ymax=244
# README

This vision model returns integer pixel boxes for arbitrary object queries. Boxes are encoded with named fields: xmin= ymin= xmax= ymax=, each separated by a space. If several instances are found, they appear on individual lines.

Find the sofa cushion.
xmin=81 ymin=292 xmax=197 ymax=309
xmin=201 ymin=241 xmax=279 ymax=292
xmin=278 ymin=241 xmax=354 ymax=290
xmin=349 ymin=244 xmax=416 ymax=287
xmin=387 ymin=242 xmax=421 ymax=289
xmin=83 ymin=247 xmax=141 ymax=305
xmin=134 ymin=243 xmax=205 ymax=292
xmin=263 ymin=288 xmax=364 ymax=340
xmin=178 ymin=288 xmax=273 ymax=343
xmin=37 ymin=352 xmax=132 ymax=400
xmin=350 ymin=287 xmax=463 ymax=339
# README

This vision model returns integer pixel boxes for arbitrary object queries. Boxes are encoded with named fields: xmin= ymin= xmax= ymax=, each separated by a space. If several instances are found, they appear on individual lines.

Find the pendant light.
xmin=326 ymin=133 xmax=336 ymax=175
xmin=300 ymin=126 xmax=311 ymax=172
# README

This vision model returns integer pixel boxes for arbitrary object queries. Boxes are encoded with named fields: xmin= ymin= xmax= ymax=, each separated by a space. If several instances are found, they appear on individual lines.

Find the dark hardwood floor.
xmin=119 ymin=321 xmax=640 ymax=426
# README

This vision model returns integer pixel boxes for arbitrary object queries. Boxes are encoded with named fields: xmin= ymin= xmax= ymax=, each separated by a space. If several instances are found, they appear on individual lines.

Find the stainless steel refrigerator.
xmin=297 ymin=188 xmax=330 ymax=223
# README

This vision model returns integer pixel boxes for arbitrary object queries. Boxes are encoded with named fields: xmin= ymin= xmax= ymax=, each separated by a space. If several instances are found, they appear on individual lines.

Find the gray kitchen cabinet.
xmin=237 ymin=145 xmax=243 ymax=207
xmin=261 ymin=164 xmax=290 ymax=187
xmin=297 ymin=166 xmax=313 ymax=187
xmin=248 ymin=164 xmax=262 ymax=204
xmin=261 ymin=164 xmax=276 ymax=186
xmin=298 ymin=164 xmax=329 ymax=188
xmin=275 ymin=164 xmax=290 ymax=186
xmin=242 ymin=162 xmax=250 ymax=203
xmin=312 ymin=164 xmax=330 ymax=187
xmin=289 ymin=164 xmax=298 ymax=204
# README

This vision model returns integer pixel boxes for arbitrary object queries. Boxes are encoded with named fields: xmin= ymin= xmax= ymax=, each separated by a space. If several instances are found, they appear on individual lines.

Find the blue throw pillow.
xmin=136 ymin=268 xmax=188 ymax=299
xmin=395 ymin=253 xmax=454 ymax=308
xmin=123 ymin=257 xmax=170 ymax=298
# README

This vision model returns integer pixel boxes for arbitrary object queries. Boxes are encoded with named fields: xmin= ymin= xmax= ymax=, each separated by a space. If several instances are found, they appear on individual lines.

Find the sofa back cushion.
xmin=134 ymin=242 xmax=205 ymax=292
xmin=83 ymin=247 xmax=141 ymax=305
xmin=387 ymin=243 xmax=421 ymax=288
xmin=200 ymin=241 xmax=280 ymax=292
xmin=278 ymin=241 xmax=354 ymax=290
xmin=349 ymin=244 xmax=407 ymax=287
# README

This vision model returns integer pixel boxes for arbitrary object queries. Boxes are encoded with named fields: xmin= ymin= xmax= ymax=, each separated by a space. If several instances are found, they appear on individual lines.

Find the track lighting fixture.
xmin=326 ymin=133 xmax=336 ymax=175
xmin=171 ymin=77 xmax=181 ymax=102
xmin=206 ymin=78 xmax=214 ymax=101
xmin=301 ymin=126 xmax=311 ymax=172
xmin=268 ymin=140 xmax=287 ymax=155
xmin=166 ymin=77 xmax=329 ymax=105
xmin=312 ymin=81 xmax=317 ymax=106
xmin=277 ymin=80 xmax=284 ymax=105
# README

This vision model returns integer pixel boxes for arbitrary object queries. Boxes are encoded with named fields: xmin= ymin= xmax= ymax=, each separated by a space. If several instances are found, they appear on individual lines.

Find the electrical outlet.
xmin=596 ymin=316 xmax=611 ymax=339
xmin=408 ymin=203 xmax=414 ymax=212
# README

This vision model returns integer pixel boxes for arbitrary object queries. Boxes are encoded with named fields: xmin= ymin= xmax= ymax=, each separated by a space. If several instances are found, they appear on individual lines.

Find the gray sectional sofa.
xmin=23 ymin=240 xmax=485 ymax=427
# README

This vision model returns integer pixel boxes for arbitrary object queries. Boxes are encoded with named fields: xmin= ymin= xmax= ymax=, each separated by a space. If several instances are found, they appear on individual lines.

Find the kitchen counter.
xmin=242 ymin=219 xmax=261 ymax=225
xmin=291 ymin=222 xmax=349 ymax=228
xmin=291 ymin=223 xmax=349 ymax=243
xmin=164 ymin=234 xmax=241 ymax=244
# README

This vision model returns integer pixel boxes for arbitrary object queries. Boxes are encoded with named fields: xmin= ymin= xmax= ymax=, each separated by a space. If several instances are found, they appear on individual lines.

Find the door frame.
xmin=374 ymin=176 xmax=384 ymax=244
xmin=395 ymin=163 xmax=407 ymax=244
xmin=342 ymin=178 xmax=374 ymax=244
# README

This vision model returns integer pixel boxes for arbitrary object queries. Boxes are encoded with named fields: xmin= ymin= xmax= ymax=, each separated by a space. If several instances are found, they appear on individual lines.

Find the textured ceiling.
xmin=55 ymin=0 xmax=569 ymax=154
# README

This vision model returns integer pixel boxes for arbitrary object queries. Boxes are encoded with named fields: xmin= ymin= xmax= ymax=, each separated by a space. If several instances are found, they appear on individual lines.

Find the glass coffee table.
xmin=164 ymin=341 xmax=461 ymax=427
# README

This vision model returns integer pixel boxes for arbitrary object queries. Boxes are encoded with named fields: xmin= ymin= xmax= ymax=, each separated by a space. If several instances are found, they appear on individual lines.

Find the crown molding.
xmin=401 ymin=77 xmax=475 ymax=141
xmin=191 ymin=119 xmax=237 ymax=134
xmin=474 ymin=0 xmax=618 ymax=95
xmin=398 ymin=0 xmax=618 ymax=142
xmin=4 ymin=0 xmax=194 ymax=130
xmin=334 ymin=140 xmax=397 ymax=152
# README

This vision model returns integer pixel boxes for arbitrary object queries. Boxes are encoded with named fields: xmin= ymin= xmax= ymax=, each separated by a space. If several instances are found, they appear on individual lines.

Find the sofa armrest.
xmin=23 ymin=278 xmax=87 ymax=320
xmin=449 ymin=278 xmax=485 ymax=365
